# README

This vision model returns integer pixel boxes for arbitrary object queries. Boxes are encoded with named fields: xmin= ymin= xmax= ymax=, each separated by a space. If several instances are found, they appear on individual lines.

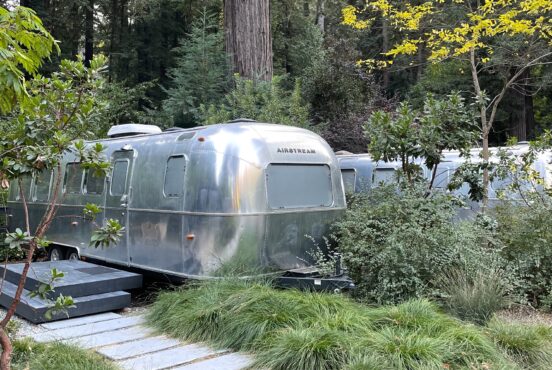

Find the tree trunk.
xmin=525 ymin=88 xmax=535 ymax=139
xmin=382 ymin=18 xmax=390 ymax=90
xmin=108 ymin=0 xmax=119 ymax=81
xmin=315 ymin=0 xmax=325 ymax=33
xmin=224 ymin=0 xmax=273 ymax=81
xmin=416 ymin=43 xmax=424 ymax=82
xmin=84 ymin=0 xmax=94 ymax=67
xmin=509 ymin=69 xmax=535 ymax=141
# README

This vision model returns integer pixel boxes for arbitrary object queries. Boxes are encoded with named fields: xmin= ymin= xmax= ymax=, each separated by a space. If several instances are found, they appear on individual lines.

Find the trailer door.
xmin=104 ymin=150 xmax=134 ymax=265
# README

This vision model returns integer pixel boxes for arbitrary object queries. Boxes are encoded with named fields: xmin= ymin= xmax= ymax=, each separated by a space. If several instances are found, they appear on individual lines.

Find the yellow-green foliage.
xmin=342 ymin=1 xmax=552 ymax=66
xmin=148 ymin=280 xmax=549 ymax=370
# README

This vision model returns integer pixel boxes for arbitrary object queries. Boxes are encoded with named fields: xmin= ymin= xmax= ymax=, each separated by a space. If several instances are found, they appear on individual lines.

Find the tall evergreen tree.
xmin=163 ymin=10 xmax=230 ymax=126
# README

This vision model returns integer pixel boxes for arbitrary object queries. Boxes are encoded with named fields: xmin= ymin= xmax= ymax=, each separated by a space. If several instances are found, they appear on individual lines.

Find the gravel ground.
xmin=2 ymin=300 xmax=149 ymax=340
xmin=0 ymin=307 xmax=48 ymax=339
xmin=496 ymin=306 xmax=552 ymax=326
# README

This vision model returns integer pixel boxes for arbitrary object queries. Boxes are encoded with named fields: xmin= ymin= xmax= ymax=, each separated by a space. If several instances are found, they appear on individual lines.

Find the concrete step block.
xmin=98 ymin=335 xmax=181 ymax=360
xmin=34 ymin=315 xmax=144 ymax=342
xmin=119 ymin=344 xmax=225 ymax=370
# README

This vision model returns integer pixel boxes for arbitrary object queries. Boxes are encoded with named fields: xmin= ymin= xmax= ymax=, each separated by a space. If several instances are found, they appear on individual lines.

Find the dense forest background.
xmin=5 ymin=0 xmax=552 ymax=152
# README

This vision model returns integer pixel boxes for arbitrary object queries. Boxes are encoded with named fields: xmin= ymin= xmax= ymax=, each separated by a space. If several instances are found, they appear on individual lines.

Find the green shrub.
xmin=335 ymin=186 xmax=501 ymax=304
xmin=200 ymin=75 xmax=311 ymax=129
xmin=494 ymin=201 xmax=552 ymax=306
xmin=487 ymin=318 xmax=552 ymax=369
xmin=438 ymin=268 xmax=509 ymax=325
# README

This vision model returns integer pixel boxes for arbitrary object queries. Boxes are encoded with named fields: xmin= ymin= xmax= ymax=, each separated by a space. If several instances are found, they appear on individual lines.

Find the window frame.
xmin=372 ymin=168 xmax=396 ymax=186
xmin=15 ymin=176 xmax=32 ymax=201
xmin=84 ymin=169 xmax=105 ymax=195
xmin=63 ymin=162 xmax=84 ymax=194
xmin=110 ymin=159 xmax=130 ymax=197
xmin=163 ymin=155 xmax=187 ymax=198
xmin=340 ymin=168 xmax=357 ymax=193
xmin=33 ymin=170 xmax=53 ymax=202
xmin=265 ymin=163 xmax=334 ymax=210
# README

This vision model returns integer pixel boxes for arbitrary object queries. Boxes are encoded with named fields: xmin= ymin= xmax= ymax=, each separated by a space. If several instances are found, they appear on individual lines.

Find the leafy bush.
xmin=487 ymin=135 xmax=552 ymax=306
xmin=148 ymin=280 xmax=552 ymax=370
xmin=437 ymin=268 xmax=509 ymax=325
xmin=335 ymin=185 xmax=501 ymax=304
xmin=200 ymin=75 xmax=311 ymax=128
xmin=494 ymin=201 xmax=552 ymax=306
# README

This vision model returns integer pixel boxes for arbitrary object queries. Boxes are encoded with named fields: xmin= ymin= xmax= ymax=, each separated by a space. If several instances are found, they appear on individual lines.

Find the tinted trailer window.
xmin=266 ymin=164 xmax=333 ymax=208
xmin=341 ymin=169 xmax=356 ymax=193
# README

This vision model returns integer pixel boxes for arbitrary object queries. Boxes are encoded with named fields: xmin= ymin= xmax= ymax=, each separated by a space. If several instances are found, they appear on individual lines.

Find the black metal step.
xmin=0 ymin=260 xmax=142 ymax=298
xmin=0 ymin=278 xmax=131 ymax=324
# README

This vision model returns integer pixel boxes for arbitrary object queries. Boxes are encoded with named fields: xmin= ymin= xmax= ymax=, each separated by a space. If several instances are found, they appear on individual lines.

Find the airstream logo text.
xmin=277 ymin=147 xmax=316 ymax=154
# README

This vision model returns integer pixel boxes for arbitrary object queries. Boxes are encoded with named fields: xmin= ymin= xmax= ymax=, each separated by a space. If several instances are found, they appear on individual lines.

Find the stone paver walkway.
xmin=26 ymin=312 xmax=253 ymax=370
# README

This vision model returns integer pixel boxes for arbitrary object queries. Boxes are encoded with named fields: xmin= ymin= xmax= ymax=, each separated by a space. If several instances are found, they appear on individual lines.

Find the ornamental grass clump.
xmin=360 ymin=299 xmax=509 ymax=369
xmin=438 ymin=268 xmax=509 ymax=325
xmin=487 ymin=318 xmax=552 ymax=369
xmin=12 ymin=339 xmax=117 ymax=370
xmin=254 ymin=326 xmax=353 ymax=370
xmin=147 ymin=278 xmax=255 ymax=343
xmin=149 ymin=280 xmax=552 ymax=370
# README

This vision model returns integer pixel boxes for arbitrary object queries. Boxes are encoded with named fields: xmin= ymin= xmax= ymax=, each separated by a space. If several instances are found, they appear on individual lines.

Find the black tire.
xmin=66 ymin=249 xmax=79 ymax=261
xmin=48 ymin=246 xmax=65 ymax=261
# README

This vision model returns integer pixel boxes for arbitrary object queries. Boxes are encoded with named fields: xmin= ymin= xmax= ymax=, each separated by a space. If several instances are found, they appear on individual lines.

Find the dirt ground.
xmin=496 ymin=306 xmax=552 ymax=326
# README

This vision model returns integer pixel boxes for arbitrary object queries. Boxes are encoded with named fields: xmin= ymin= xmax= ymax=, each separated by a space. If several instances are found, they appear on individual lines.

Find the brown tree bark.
xmin=509 ymin=69 xmax=535 ymax=141
xmin=224 ymin=0 xmax=273 ymax=81
xmin=382 ymin=18 xmax=390 ymax=90
xmin=84 ymin=0 xmax=94 ymax=67
xmin=108 ymin=0 xmax=119 ymax=81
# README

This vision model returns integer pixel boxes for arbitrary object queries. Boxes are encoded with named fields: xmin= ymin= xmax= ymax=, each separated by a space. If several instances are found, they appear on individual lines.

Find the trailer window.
xmin=266 ymin=164 xmax=332 ymax=209
xmin=373 ymin=168 xmax=396 ymax=186
xmin=110 ymin=160 xmax=129 ymax=196
xmin=432 ymin=168 xmax=450 ymax=189
xmin=34 ymin=170 xmax=52 ymax=201
xmin=341 ymin=169 xmax=356 ymax=193
xmin=64 ymin=163 xmax=83 ymax=194
xmin=84 ymin=170 xmax=105 ymax=195
xmin=15 ymin=176 xmax=32 ymax=200
xmin=164 ymin=155 xmax=186 ymax=197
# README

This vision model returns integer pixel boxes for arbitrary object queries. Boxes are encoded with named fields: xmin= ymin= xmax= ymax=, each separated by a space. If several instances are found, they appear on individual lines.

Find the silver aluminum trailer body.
xmin=7 ymin=122 xmax=346 ymax=278
xmin=337 ymin=145 xmax=552 ymax=215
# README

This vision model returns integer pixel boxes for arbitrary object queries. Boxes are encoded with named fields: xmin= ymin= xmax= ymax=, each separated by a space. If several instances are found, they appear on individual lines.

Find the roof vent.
xmin=227 ymin=118 xmax=257 ymax=124
xmin=107 ymin=124 xmax=162 ymax=138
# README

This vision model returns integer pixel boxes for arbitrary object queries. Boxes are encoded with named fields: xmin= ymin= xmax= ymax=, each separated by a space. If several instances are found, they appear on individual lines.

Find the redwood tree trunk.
xmin=224 ymin=0 xmax=273 ymax=81
xmin=84 ymin=0 xmax=94 ymax=67
xmin=509 ymin=69 xmax=535 ymax=141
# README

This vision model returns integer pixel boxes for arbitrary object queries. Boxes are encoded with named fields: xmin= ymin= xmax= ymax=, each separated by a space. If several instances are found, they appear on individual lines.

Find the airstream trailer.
xmin=337 ymin=143 xmax=552 ymax=212
xmin=7 ymin=121 xmax=346 ymax=278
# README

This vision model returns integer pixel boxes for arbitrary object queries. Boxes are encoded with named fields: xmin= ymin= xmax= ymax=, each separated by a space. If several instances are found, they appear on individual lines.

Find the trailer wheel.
xmin=48 ymin=246 xmax=65 ymax=261
xmin=66 ymin=249 xmax=79 ymax=261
